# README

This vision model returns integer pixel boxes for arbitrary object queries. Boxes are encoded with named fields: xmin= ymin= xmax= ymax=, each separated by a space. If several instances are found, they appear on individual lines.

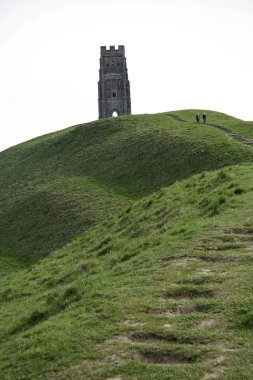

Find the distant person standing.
xmin=202 ymin=113 xmax=207 ymax=124
xmin=196 ymin=113 xmax=200 ymax=123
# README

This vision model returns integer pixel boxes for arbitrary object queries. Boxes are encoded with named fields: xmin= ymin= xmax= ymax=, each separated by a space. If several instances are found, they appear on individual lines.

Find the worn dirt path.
xmin=168 ymin=114 xmax=253 ymax=148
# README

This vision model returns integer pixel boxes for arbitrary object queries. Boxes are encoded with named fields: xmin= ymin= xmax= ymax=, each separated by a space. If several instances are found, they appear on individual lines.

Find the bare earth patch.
xmin=166 ymin=304 xmax=200 ymax=316
xmin=169 ymin=257 xmax=201 ymax=266
xmin=202 ymin=371 xmax=222 ymax=380
xmin=138 ymin=350 xmax=196 ymax=364
xmin=198 ymin=319 xmax=216 ymax=330
xmin=201 ymin=358 xmax=225 ymax=379
xmin=201 ymin=343 xmax=233 ymax=380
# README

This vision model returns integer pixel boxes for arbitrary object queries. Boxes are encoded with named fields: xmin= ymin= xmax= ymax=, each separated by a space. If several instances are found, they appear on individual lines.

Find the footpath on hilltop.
xmin=0 ymin=110 xmax=253 ymax=380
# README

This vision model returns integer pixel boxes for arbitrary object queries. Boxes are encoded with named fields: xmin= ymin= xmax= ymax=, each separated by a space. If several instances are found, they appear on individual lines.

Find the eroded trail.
xmin=168 ymin=113 xmax=253 ymax=147
xmin=208 ymin=123 xmax=253 ymax=146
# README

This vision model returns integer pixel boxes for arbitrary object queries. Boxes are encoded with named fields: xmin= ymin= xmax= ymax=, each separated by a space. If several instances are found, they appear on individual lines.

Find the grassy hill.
xmin=1 ymin=110 xmax=253 ymax=379
xmin=1 ymin=110 xmax=253 ymax=263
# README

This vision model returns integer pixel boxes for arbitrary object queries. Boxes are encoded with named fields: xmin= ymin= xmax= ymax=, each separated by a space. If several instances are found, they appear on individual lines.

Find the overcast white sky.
xmin=0 ymin=0 xmax=253 ymax=151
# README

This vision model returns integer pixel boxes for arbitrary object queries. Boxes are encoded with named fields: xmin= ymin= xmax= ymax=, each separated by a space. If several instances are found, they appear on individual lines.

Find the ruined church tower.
xmin=98 ymin=45 xmax=131 ymax=119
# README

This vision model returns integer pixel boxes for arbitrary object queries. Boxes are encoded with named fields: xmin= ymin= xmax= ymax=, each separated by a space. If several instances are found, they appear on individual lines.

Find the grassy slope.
xmin=173 ymin=109 xmax=253 ymax=140
xmin=1 ymin=111 xmax=253 ymax=379
xmin=0 ymin=164 xmax=253 ymax=379
xmin=1 ymin=111 xmax=253 ymax=262
xmin=0 ymin=175 xmax=129 ymax=263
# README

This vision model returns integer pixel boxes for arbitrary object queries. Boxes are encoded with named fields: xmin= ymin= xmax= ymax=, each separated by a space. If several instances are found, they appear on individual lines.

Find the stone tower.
xmin=98 ymin=45 xmax=131 ymax=119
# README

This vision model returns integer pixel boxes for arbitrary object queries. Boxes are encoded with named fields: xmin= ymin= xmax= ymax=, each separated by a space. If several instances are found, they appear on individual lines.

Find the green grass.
xmin=1 ymin=111 xmax=253 ymax=263
xmin=170 ymin=109 xmax=253 ymax=140
xmin=0 ymin=176 xmax=129 ymax=262
xmin=1 ymin=111 xmax=253 ymax=379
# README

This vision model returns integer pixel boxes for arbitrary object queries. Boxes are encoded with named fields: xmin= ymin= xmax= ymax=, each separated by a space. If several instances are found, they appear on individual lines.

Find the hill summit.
xmin=0 ymin=110 xmax=253 ymax=379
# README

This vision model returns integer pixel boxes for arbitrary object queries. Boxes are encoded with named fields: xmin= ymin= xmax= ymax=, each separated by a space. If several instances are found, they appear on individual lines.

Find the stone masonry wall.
xmin=98 ymin=45 xmax=131 ymax=119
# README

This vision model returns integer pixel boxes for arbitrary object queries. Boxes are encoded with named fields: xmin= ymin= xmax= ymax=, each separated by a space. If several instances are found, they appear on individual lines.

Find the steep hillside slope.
xmin=0 ymin=163 xmax=253 ymax=379
xmin=0 ymin=111 xmax=253 ymax=262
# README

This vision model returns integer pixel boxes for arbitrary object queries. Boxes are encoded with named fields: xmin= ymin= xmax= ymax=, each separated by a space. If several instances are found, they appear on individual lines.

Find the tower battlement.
xmin=98 ymin=45 xmax=131 ymax=119
xmin=100 ymin=45 xmax=125 ymax=55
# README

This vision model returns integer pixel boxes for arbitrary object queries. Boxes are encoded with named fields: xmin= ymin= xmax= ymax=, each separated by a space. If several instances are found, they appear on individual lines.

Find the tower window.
xmin=112 ymin=92 xmax=117 ymax=98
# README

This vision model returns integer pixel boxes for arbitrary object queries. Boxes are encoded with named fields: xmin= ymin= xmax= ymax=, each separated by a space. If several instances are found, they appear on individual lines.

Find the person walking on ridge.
xmin=196 ymin=113 xmax=200 ymax=123
xmin=202 ymin=113 xmax=207 ymax=124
